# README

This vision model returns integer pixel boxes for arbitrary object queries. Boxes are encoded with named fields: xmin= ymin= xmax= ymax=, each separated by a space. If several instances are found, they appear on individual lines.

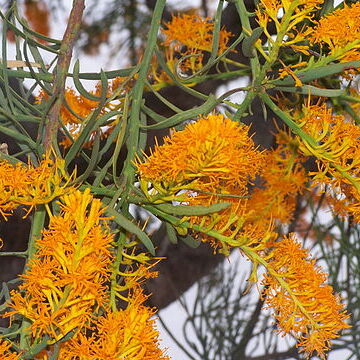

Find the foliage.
xmin=0 ymin=0 xmax=360 ymax=359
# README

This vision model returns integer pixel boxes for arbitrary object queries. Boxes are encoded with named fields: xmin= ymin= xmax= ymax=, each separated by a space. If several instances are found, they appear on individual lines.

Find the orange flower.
xmin=245 ymin=133 xmax=307 ymax=225
xmin=59 ymin=291 xmax=169 ymax=360
xmin=13 ymin=293 xmax=169 ymax=359
xmin=188 ymin=133 xmax=306 ymax=252
xmin=161 ymin=14 xmax=233 ymax=75
xmin=137 ymin=114 xmax=267 ymax=252
xmin=0 ymin=157 xmax=75 ymax=219
xmin=278 ymin=61 xmax=308 ymax=87
xmin=257 ymin=0 xmax=323 ymax=21
xmin=162 ymin=13 xmax=232 ymax=54
xmin=0 ymin=340 xmax=20 ymax=360
xmin=310 ymin=3 xmax=360 ymax=62
xmin=7 ymin=189 xmax=114 ymax=342
xmin=290 ymin=103 xmax=360 ymax=221
xmin=261 ymin=234 xmax=349 ymax=359
xmin=36 ymin=87 xmax=102 ymax=129
xmin=113 ymin=244 xmax=160 ymax=302
xmin=93 ymin=295 xmax=168 ymax=359
xmin=37 ymin=78 xmax=128 ymax=149
xmin=24 ymin=0 xmax=50 ymax=42
xmin=256 ymin=0 xmax=323 ymax=37
xmin=138 ymin=114 xmax=264 ymax=194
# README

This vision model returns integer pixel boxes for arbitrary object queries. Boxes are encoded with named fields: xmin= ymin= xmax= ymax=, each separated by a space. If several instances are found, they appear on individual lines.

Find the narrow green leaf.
xmin=13 ymin=7 xmax=61 ymax=45
xmin=165 ymin=222 xmax=178 ymax=244
xmin=179 ymin=234 xmax=201 ymax=248
xmin=275 ymin=85 xmax=345 ymax=97
xmin=22 ymin=336 xmax=51 ymax=359
xmin=112 ymin=96 xmax=128 ymax=184
xmin=139 ymin=111 xmax=147 ymax=151
xmin=0 ymin=124 xmax=37 ymax=150
xmin=0 ymin=151 xmax=23 ymax=165
xmin=76 ymin=68 xmax=136 ymax=80
xmin=106 ymin=207 xmax=155 ymax=255
xmin=0 ymin=282 xmax=9 ymax=300
xmin=142 ymin=94 xmax=220 ymax=130
xmin=22 ymin=37 xmax=51 ymax=95
xmin=98 ymin=118 xmax=122 ymax=158
xmin=0 ymin=67 xmax=136 ymax=83
xmin=154 ymin=202 xmax=231 ymax=216
xmin=73 ymin=60 xmax=101 ymax=101
xmin=320 ymin=0 xmax=334 ymax=16
xmin=271 ymin=61 xmax=360 ymax=86
xmin=72 ymin=131 xmax=100 ymax=184
xmin=0 ymin=11 xmax=60 ymax=53
xmin=64 ymin=110 xmax=119 ymax=165
xmin=141 ymin=104 xmax=167 ymax=123
xmin=242 ymin=27 xmax=263 ymax=58
xmin=49 ymin=331 xmax=75 ymax=360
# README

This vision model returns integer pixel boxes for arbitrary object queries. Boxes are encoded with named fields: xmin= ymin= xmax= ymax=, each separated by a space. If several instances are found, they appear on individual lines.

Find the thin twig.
xmin=43 ymin=0 xmax=85 ymax=151
xmin=244 ymin=346 xmax=298 ymax=360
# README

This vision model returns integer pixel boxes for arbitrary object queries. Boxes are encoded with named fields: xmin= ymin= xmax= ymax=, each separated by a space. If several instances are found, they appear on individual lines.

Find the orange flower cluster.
xmin=138 ymin=114 xmax=306 ymax=252
xmin=138 ymin=114 xmax=264 ymax=194
xmin=8 ymin=189 xmax=114 ymax=341
xmin=293 ymin=103 xmax=360 ymax=221
xmin=162 ymin=14 xmax=232 ymax=54
xmin=160 ymin=14 xmax=233 ymax=76
xmin=113 ymin=242 xmax=160 ymax=302
xmin=24 ymin=0 xmax=50 ymax=42
xmin=0 ymin=157 xmax=74 ymax=219
xmin=311 ymin=3 xmax=360 ymax=62
xmin=137 ymin=114 xmax=265 ymax=251
xmin=257 ymin=0 xmax=323 ymax=22
xmin=60 ymin=292 xmax=169 ymax=360
xmin=137 ymin=114 xmax=310 ymax=252
xmin=256 ymin=0 xmax=323 ymax=54
xmin=36 ymin=77 xmax=128 ymax=149
xmin=245 ymin=132 xmax=307 ymax=226
xmin=0 ymin=340 xmax=19 ymax=360
xmin=262 ymin=234 xmax=349 ymax=359
xmin=183 ymin=135 xmax=307 ymax=251
xmin=4 ymin=189 xmax=168 ymax=359
xmin=138 ymin=113 xmax=349 ymax=358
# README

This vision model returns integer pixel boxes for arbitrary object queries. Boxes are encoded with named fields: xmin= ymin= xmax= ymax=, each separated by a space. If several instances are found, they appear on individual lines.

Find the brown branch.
xmin=43 ymin=0 xmax=85 ymax=151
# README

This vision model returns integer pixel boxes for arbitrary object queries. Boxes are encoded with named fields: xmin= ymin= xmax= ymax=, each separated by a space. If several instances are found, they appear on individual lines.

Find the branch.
xmin=43 ymin=0 xmax=85 ymax=151
xmin=231 ymin=295 xmax=265 ymax=358
xmin=245 ymin=346 xmax=299 ymax=360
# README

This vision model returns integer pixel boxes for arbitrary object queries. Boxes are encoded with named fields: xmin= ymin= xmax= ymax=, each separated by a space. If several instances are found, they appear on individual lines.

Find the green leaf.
xmin=73 ymin=60 xmax=101 ymax=101
xmin=22 ymin=336 xmax=51 ymax=359
xmin=0 ymin=282 xmax=10 ymax=301
xmin=154 ymin=202 xmax=231 ymax=216
xmin=275 ymin=85 xmax=345 ymax=97
xmin=142 ymin=94 xmax=220 ymax=130
xmin=0 ymin=151 xmax=22 ymax=165
xmin=106 ymin=208 xmax=155 ymax=255
xmin=141 ymin=104 xmax=166 ymax=123
xmin=64 ymin=110 xmax=119 ymax=165
xmin=271 ymin=61 xmax=360 ymax=86
xmin=165 ymin=222 xmax=178 ymax=244
xmin=0 ymin=124 xmax=37 ymax=150
xmin=73 ymin=131 xmax=100 ymax=184
xmin=242 ymin=27 xmax=263 ymax=58
xmin=179 ymin=234 xmax=201 ymax=248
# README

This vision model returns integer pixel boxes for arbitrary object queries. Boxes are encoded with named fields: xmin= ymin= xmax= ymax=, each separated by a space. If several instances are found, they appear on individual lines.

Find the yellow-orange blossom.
xmin=137 ymin=113 xmax=349 ymax=359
